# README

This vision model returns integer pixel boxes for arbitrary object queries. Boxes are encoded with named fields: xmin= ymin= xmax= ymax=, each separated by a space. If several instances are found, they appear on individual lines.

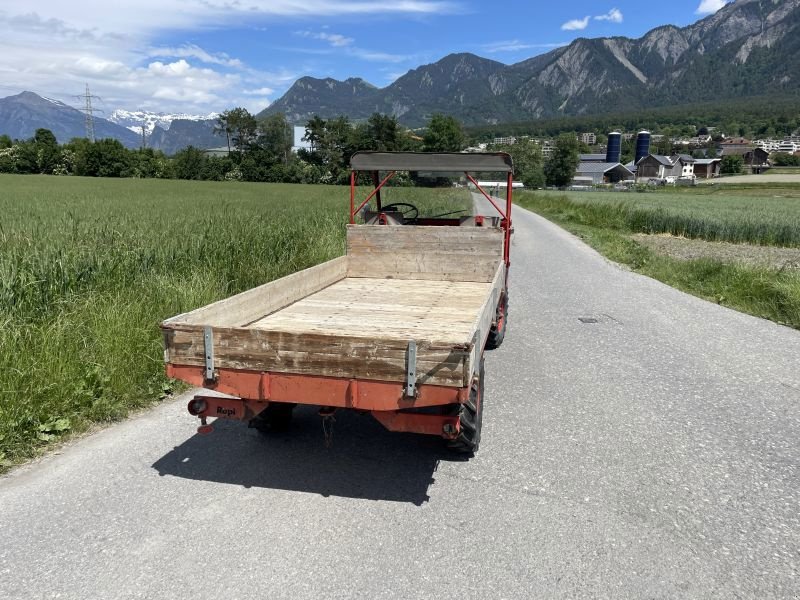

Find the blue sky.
xmin=0 ymin=0 xmax=731 ymax=114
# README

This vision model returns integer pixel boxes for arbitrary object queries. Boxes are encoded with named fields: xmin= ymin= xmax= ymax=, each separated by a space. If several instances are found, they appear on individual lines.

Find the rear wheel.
xmin=250 ymin=402 xmax=295 ymax=433
xmin=486 ymin=293 xmax=507 ymax=350
xmin=448 ymin=358 xmax=485 ymax=455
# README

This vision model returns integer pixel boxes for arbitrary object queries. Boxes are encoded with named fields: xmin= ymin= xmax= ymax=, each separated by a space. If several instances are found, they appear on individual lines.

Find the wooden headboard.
xmin=346 ymin=224 xmax=504 ymax=283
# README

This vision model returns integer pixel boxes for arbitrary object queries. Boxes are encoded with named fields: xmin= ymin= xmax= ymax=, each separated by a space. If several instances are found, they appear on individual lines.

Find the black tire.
xmin=486 ymin=293 xmax=508 ymax=350
xmin=448 ymin=358 xmax=485 ymax=455
xmin=250 ymin=402 xmax=295 ymax=433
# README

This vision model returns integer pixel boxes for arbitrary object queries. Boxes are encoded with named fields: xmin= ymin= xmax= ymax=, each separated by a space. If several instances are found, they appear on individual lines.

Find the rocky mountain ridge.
xmin=261 ymin=0 xmax=800 ymax=126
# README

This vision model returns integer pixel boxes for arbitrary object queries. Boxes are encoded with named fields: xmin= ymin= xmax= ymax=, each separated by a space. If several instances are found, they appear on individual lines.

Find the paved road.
xmin=2 ymin=196 xmax=799 ymax=599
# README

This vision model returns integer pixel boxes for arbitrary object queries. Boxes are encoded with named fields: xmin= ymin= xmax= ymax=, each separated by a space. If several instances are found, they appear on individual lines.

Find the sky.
xmin=0 ymin=0 xmax=732 ymax=115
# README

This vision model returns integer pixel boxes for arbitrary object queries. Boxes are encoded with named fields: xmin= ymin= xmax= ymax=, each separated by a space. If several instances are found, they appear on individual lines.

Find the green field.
xmin=516 ymin=187 xmax=800 ymax=329
xmin=528 ymin=187 xmax=800 ymax=246
xmin=0 ymin=175 xmax=470 ymax=468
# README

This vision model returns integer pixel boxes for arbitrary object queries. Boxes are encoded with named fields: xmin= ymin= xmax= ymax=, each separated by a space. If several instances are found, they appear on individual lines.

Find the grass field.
xmin=529 ymin=187 xmax=800 ymax=246
xmin=516 ymin=187 xmax=800 ymax=329
xmin=0 ymin=175 xmax=471 ymax=469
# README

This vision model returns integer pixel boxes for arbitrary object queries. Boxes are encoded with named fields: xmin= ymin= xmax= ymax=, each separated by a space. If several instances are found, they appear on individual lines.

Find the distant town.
xmin=471 ymin=130 xmax=800 ymax=187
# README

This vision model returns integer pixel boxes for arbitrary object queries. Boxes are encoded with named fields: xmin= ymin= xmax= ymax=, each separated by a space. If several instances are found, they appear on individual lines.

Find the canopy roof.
xmin=350 ymin=151 xmax=513 ymax=173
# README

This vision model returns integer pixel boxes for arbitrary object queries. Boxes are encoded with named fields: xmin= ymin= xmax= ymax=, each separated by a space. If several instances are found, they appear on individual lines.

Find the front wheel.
xmin=448 ymin=357 xmax=485 ymax=455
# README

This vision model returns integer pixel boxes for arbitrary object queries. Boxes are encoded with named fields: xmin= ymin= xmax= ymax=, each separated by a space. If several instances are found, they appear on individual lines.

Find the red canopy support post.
xmin=353 ymin=171 xmax=396 ymax=218
xmin=372 ymin=171 xmax=382 ymax=211
xmin=465 ymin=173 xmax=506 ymax=220
xmin=350 ymin=170 xmax=356 ymax=224
xmin=505 ymin=171 xmax=513 ymax=267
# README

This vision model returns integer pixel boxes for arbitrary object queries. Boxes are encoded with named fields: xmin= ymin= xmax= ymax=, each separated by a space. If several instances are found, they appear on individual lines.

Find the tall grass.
xmin=515 ymin=190 xmax=800 ymax=329
xmin=528 ymin=188 xmax=800 ymax=247
xmin=0 ymin=175 xmax=471 ymax=468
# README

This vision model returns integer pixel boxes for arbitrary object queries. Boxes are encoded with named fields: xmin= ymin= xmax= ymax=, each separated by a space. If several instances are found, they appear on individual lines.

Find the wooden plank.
xmin=248 ymin=277 xmax=490 ymax=341
xmin=163 ymin=325 xmax=470 ymax=387
xmin=465 ymin=262 xmax=506 ymax=384
xmin=162 ymin=256 xmax=348 ymax=328
xmin=347 ymin=253 xmax=501 ymax=282
xmin=346 ymin=224 xmax=503 ymax=283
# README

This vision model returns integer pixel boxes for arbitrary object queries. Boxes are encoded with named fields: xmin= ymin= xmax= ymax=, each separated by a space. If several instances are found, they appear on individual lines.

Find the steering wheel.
xmin=380 ymin=202 xmax=419 ymax=222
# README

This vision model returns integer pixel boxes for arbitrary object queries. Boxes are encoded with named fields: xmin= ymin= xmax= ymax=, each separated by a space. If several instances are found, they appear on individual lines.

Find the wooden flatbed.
xmin=161 ymin=151 xmax=514 ymax=453
xmin=162 ymin=225 xmax=505 ymax=390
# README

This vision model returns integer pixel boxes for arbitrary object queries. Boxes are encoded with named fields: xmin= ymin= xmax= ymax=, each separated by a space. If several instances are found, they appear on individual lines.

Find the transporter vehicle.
xmin=161 ymin=152 xmax=513 ymax=454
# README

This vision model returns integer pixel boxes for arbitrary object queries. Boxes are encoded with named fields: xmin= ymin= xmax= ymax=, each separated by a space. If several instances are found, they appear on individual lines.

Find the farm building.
xmin=694 ymin=158 xmax=722 ymax=179
xmin=636 ymin=154 xmax=695 ymax=181
xmin=579 ymin=153 xmax=607 ymax=163
xmin=721 ymin=147 xmax=769 ymax=168
xmin=574 ymin=162 xmax=634 ymax=185
xmin=720 ymin=137 xmax=752 ymax=152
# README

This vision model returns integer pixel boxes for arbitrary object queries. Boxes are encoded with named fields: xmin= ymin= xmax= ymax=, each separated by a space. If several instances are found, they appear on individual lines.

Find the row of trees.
xmin=0 ymin=110 xmax=582 ymax=187
xmin=0 ymin=111 xmax=469 ymax=184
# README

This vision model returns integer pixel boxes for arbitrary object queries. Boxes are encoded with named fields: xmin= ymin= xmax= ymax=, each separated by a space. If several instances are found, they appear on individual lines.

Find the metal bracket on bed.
xmin=203 ymin=326 xmax=217 ymax=382
xmin=405 ymin=340 xmax=418 ymax=399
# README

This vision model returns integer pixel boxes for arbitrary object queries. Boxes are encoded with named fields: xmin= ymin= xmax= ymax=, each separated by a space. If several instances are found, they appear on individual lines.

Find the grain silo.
xmin=606 ymin=131 xmax=622 ymax=163
xmin=635 ymin=131 xmax=651 ymax=165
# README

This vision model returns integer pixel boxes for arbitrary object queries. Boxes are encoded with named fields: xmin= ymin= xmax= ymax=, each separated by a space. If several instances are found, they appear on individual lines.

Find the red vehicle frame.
xmin=172 ymin=152 xmax=513 ymax=449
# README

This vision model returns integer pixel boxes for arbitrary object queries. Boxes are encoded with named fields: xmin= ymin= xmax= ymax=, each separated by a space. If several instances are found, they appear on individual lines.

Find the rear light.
xmin=187 ymin=398 xmax=207 ymax=416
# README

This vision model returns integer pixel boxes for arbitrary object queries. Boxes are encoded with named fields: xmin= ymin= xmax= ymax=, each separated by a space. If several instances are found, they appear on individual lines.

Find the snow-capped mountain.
xmin=108 ymin=109 xmax=219 ymax=135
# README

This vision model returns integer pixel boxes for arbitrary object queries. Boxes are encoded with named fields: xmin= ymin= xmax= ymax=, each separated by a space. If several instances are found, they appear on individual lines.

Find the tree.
xmin=772 ymin=152 xmax=800 ymax=167
xmin=216 ymin=108 xmax=257 ymax=153
xmin=0 ymin=134 xmax=13 ymax=149
xmin=489 ymin=138 xmax=545 ymax=189
xmin=720 ymin=154 xmax=744 ymax=175
xmin=172 ymin=146 xmax=207 ymax=180
xmin=33 ymin=128 xmax=60 ymax=174
xmin=82 ymin=139 xmax=130 ymax=177
xmin=367 ymin=113 xmax=400 ymax=151
xmin=227 ymin=108 xmax=258 ymax=152
xmin=303 ymin=115 xmax=326 ymax=152
xmin=544 ymin=134 xmax=580 ymax=187
xmin=423 ymin=114 xmax=465 ymax=152
xmin=256 ymin=113 xmax=293 ymax=164
xmin=214 ymin=113 xmax=232 ymax=153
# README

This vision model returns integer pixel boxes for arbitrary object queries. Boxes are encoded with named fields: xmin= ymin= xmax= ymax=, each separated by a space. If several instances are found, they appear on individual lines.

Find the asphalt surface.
xmin=1 ymin=194 xmax=799 ymax=599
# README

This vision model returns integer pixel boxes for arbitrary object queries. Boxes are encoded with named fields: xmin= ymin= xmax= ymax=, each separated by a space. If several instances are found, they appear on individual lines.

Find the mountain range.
xmin=260 ymin=0 xmax=800 ymax=126
xmin=108 ymin=109 xmax=220 ymax=136
xmin=0 ymin=92 xmax=222 ymax=152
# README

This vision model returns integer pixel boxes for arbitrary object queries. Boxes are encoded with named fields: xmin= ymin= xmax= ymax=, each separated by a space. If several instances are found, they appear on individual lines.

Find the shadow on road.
xmin=152 ymin=407 xmax=463 ymax=505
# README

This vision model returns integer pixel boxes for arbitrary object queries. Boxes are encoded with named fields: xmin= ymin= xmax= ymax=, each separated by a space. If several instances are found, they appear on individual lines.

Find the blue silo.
xmin=606 ymin=131 xmax=622 ymax=163
xmin=635 ymin=131 xmax=651 ymax=165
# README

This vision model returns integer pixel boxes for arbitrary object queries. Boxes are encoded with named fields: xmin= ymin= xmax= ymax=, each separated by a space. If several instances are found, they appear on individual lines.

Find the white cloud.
xmin=561 ymin=16 xmax=590 ymax=31
xmin=148 ymin=44 xmax=243 ymax=68
xmin=347 ymin=49 xmax=410 ymax=63
xmin=594 ymin=8 xmax=623 ymax=23
xmin=0 ymin=1 xmax=454 ymax=113
xmin=482 ymin=40 xmax=566 ymax=53
xmin=696 ymin=0 xmax=729 ymax=15
xmin=296 ymin=30 xmax=355 ymax=47
xmin=243 ymin=87 xmax=275 ymax=96
xmin=294 ymin=30 xmax=409 ymax=62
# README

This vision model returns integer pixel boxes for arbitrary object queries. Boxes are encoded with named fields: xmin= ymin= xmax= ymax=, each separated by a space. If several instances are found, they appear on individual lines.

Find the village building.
xmin=720 ymin=137 xmax=752 ymax=152
xmin=574 ymin=162 xmax=634 ymax=185
xmin=721 ymin=147 xmax=770 ymax=171
xmin=693 ymin=158 xmax=722 ymax=179
xmin=635 ymin=154 xmax=695 ymax=181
